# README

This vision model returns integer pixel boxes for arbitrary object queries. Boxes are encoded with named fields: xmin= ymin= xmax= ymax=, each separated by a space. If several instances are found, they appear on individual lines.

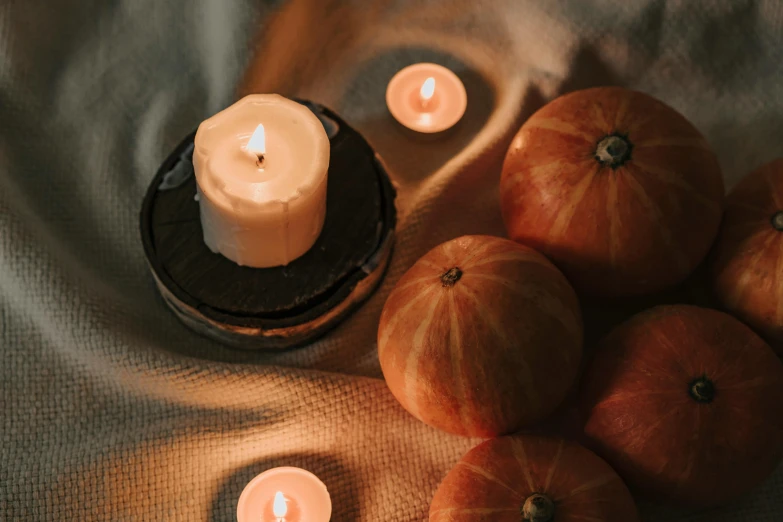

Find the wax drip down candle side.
xmin=192 ymin=94 xmax=330 ymax=268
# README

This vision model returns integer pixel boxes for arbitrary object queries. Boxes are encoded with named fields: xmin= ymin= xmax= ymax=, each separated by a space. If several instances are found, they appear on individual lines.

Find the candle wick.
xmin=256 ymin=154 xmax=265 ymax=169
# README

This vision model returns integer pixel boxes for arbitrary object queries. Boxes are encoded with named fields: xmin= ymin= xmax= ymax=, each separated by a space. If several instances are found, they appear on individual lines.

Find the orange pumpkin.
xmin=378 ymin=235 xmax=582 ymax=437
xmin=500 ymin=86 xmax=724 ymax=297
xmin=710 ymin=158 xmax=783 ymax=354
xmin=580 ymin=305 xmax=783 ymax=507
xmin=430 ymin=435 xmax=640 ymax=522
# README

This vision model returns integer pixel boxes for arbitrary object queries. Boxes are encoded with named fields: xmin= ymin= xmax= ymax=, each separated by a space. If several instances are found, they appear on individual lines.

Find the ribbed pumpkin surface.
xmin=580 ymin=305 xmax=783 ymax=507
xmin=430 ymin=435 xmax=640 ymax=522
xmin=500 ymin=86 xmax=724 ymax=297
xmin=711 ymin=158 xmax=783 ymax=354
xmin=378 ymin=235 xmax=582 ymax=437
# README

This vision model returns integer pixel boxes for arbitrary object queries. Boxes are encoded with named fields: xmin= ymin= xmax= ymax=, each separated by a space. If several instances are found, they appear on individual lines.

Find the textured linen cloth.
xmin=2 ymin=0 xmax=782 ymax=520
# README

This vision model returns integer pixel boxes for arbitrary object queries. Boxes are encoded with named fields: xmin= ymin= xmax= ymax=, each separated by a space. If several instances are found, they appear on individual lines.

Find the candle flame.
xmin=273 ymin=491 xmax=287 ymax=518
xmin=420 ymin=77 xmax=436 ymax=102
xmin=247 ymin=123 xmax=266 ymax=156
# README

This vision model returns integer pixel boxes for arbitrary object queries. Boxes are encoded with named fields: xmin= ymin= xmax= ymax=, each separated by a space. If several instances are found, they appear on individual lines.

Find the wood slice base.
xmin=140 ymin=101 xmax=397 ymax=351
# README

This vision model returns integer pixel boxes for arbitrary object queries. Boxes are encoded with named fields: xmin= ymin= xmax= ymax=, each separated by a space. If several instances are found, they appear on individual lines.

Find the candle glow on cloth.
xmin=386 ymin=63 xmax=467 ymax=134
xmin=193 ymin=94 xmax=330 ymax=268
xmin=236 ymin=467 xmax=331 ymax=522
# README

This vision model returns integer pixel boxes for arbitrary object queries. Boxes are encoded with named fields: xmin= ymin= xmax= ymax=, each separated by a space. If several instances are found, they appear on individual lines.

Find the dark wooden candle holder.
xmin=140 ymin=101 xmax=396 ymax=351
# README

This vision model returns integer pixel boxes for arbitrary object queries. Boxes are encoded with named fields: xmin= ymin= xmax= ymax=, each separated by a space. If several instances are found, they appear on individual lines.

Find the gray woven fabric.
xmin=2 ymin=0 xmax=781 ymax=520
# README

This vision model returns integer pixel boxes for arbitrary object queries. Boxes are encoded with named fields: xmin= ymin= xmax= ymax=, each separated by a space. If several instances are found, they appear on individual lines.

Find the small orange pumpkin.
xmin=580 ymin=305 xmax=783 ymax=507
xmin=378 ymin=235 xmax=582 ymax=437
xmin=500 ymin=87 xmax=724 ymax=297
xmin=710 ymin=158 xmax=783 ymax=354
xmin=430 ymin=435 xmax=640 ymax=522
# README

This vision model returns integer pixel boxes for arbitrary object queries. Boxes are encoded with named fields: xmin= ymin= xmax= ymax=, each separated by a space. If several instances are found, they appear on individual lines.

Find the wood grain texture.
xmin=140 ymin=101 xmax=396 ymax=350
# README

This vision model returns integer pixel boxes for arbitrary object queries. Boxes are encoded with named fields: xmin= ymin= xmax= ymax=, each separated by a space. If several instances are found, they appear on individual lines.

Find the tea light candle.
xmin=386 ymin=63 xmax=467 ymax=134
xmin=237 ymin=467 xmax=332 ymax=522
xmin=193 ymin=94 xmax=330 ymax=268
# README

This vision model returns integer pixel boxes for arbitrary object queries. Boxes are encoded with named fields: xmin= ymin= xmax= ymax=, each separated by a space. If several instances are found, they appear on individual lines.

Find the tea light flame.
xmin=420 ymin=77 xmax=436 ymax=108
xmin=246 ymin=123 xmax=266 ymax=166
xmin=273 ymin=491 xmax=287 ymax=519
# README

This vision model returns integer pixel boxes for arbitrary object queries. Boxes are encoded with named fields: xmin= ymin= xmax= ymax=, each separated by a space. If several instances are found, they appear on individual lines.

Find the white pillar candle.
xmin=193 ymin=94 xmax=330 ymax=268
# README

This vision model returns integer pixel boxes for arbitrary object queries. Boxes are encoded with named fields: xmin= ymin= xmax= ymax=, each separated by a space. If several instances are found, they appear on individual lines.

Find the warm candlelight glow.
xmin=420 ymin=77 xmax=436 ymax=108
xmin=246 ymin=123 xmax=266 ymax=166
xmin=193 ymin=95 xmax=330 ymax=268
xmin=236 ymin=466 xmax=331 ymax=522
xmin=273 ymin=491 xmax=287 ymax=519
xmin=386 ymin=64 xmax=466 ymax=134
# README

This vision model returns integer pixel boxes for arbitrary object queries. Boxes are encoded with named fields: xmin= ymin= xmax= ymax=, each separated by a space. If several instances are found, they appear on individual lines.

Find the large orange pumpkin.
xmin=378 ymin=235 xmax=583 ymax=437
xmin=500 ymin=86 xmax=724 ymax=297
xmin=580 ymin=305 xmax=783 ymax=507
xmin=430 ymin=435 xmax=640 ymax=522
xmin=710 ymin=158 xmax=783 ymax=354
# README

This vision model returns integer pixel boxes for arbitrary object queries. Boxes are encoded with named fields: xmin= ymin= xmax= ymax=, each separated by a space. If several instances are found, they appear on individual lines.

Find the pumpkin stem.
xmin=521 ymin=493 xmax=555 ymax=522
xmin=595 ymin=133 xmax=632 ymax=169
xmin=772 ymin=211 xmax=783 ymax=231
xmin=440 ymin=267 xmax=463 ymax=287
xmin=689 ymin=376 xmax=716 ymax=403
